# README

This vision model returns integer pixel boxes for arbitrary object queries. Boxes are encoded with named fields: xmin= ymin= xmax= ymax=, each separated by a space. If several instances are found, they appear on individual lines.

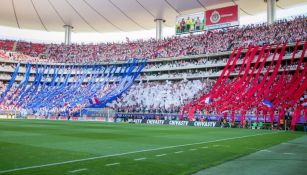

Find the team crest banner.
xmin=175 ymin=5 xmax=239 ymax=34
xmin=204 ymin=5 xmax=239 ymax=30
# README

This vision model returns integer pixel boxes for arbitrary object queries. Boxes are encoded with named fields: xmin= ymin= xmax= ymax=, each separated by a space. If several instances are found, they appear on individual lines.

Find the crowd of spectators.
xmin=0 ymin=16 xmax=306 ymax=63
xmin=0 ymin=49 xmax=39 ymax=62
xmin=0 ymin=16 xmax=306 ymax=121
xmin=108 ymin=79 xmax=215 ymax=113
xmin=0 ymin=81 xmax=18 ymax=110
xmin=0 ymin=44 xmax=305 ymax=114
xmin=0 ymin=40 xmax=14 ymax=51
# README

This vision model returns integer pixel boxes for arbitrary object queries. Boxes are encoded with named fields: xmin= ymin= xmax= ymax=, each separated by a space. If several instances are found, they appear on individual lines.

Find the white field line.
xmin=283 ymin=152 xmax=295 ymax=155
xmin=174 ymin=151 xmax=184 ymax=154
xmin=189 ymin=148 xmax=197 ymax=151
xmin=155 ymin=154 xmax=167 ymax=157
xmin=105 ymin=162 xmax=120 ymax=166
xmin=0 ymin=131 xmax=277 ymax=174
xmin=201 ymin=146 xmax=208 ymax=149
xmin=68 ymin=168 xmax=87 ymax=173
xmin=134 ymin=157 xmax=146 ymax=161
xmin=259 ymin=149 xmax=271 ymax=152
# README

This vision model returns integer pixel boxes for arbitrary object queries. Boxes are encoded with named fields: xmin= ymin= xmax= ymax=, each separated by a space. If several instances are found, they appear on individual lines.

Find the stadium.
xmin=0 ymin=0 xmax=307 ymax=174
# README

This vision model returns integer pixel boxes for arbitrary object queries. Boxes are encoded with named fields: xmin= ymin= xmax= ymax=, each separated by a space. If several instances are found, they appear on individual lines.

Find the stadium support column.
xmin=266 ymin=0 xmax=276 ymax=25
xmin=154 ymin=19 xmax=165 ymax=40
xmin=64 ymin=25 xmax=73 ymax=45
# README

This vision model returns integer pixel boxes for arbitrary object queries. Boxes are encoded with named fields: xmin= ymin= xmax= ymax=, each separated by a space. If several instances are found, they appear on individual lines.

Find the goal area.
xmin=78 ymin=108 xmax=116 ymax=122
xmin=0 ymin=110 xmax=23 ymax=119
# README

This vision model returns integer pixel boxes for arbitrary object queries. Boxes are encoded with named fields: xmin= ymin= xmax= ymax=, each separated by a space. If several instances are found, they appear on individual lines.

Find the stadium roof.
xmin=0 ymin=0 xmax=306 ymax=33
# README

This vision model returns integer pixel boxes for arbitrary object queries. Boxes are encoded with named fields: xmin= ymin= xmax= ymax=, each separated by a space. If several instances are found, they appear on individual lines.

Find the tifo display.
xmin=0 ymin=1 xmax=307 ymax=175
xmin=0 ymin=16 xmax=306 ymax=131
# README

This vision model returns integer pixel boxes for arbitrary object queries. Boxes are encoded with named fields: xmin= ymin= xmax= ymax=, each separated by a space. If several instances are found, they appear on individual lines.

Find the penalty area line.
xmin=0 ymin=131 xmax=276 ymax=174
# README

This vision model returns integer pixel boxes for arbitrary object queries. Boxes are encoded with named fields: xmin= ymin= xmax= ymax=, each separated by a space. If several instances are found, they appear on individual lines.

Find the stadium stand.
xmin=0 ymin=16 xmax=305 ymax=63
xmin=0 ymin=40 xmax=15 ymax=51
xmin=0 ymin=16 xmax=306 ymax=129
xmin=181 ymin=41 xmax=307 ymax=128
xmin=1 ymin=1 xmax=307 ymax=175
xmin=108 ymin=79 xmax=215 ymax=113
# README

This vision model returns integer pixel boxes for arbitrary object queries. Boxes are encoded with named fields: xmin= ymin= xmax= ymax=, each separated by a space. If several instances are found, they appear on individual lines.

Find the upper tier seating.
xmin=0 ymin=16 xmax=305 ymax=63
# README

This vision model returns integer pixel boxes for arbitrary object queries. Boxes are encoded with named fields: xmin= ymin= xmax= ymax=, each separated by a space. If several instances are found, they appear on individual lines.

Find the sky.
xmin=0 ymin=3 xmax=306 ymax=44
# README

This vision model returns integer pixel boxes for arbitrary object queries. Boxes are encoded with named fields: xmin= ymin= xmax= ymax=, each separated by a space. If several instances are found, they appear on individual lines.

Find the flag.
xmin=64 ymin=102 xmax=70 ymax=107
xmin=89 ymin=97 xmax=99 ymax=105
xmin=262 ymin=99 xmax=273 ymax=108
xmin=205 ymin=97 xmax=212 ymax=104
xmin=222 ymin=110 xmax=229 ymax=114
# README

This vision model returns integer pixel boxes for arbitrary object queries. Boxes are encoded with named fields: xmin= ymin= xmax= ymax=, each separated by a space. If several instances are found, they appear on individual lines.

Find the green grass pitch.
xmin=0 ymin=119 xmax=304 ymax=175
